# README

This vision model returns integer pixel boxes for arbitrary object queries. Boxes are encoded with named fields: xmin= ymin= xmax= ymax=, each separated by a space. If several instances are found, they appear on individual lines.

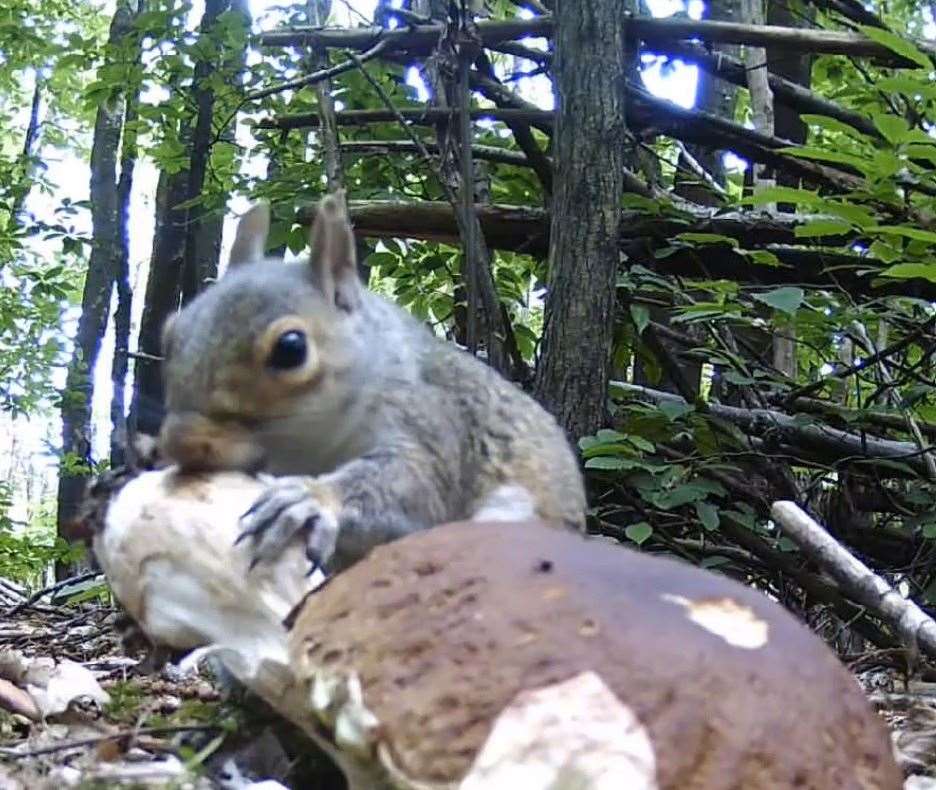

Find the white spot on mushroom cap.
xmin=661 ymin=594 xmax=769 ymax=649
xmin=459 ymin=670 xmax=658 ymax=790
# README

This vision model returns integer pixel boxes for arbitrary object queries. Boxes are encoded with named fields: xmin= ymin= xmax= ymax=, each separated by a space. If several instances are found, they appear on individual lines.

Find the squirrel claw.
xmin=236 ymin=478 xmax=340 ymax=573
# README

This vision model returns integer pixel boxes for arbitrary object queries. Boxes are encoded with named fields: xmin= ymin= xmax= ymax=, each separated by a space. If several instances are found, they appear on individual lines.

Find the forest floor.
xmin=3 ymin=578 xmax=936 ymax=789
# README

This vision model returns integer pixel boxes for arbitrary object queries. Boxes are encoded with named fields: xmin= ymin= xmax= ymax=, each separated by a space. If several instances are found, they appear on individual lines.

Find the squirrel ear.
xmin=308 ymin=190 xmax=361 ymax=312
xmin=228 ymin=202 xmax=271 ymax=269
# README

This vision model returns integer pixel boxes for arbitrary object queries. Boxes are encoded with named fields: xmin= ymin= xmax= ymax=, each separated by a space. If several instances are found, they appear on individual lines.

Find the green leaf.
xmin=752 ymin=286 xmax=805 ymax=315
xmin=625 ymin=522 xmax=653 ymax=545
xmin=800 ymin=114 xmax=870 ymax=140
xmin=777 ymin=146 xmax=867 ymax=169
xmin=869 ymin=225 xmax=936 ymax=243
xmin=738 ymin=186 xmax=821 ymax=207
xmin=654 ymin=484 xmax=710 ymax=509
xmin=859 ymin=25 xmax=933 ymax=69
xmin=620 ymin=194 xmax=662 ymax=215
xmin=675 ymin=232 xmax=739 ymax=248
xmin=922 ymin=522 xmax=936 ymax=539
xmin=880 ymin=263 xmax=936 ymax=283
xmin=659 ymin=400 xmax=693 ymax=422
xmin=585 ymin=456 xmax=637 ymax=471
xmin=627 ymin=435 xmax=655 ymax=453
xmin=793 ymin=219 xmax=852 ymax=238
xmin=877 ymin=75 xmax=936 ymax=98
xmin=747 ymin=250 xmax=782 ymax=267
xmin=630 ymin=304 xmax=650 ymax=336
xmin=869 ymin=239 xmax=901 ymax=263
xmin=696 ymin=501 xmax=720 ymax=531
xmin=821 ymin=202 xmax=876 ymax=228
xmin=872 ymin=113 xmax=911 ymax=145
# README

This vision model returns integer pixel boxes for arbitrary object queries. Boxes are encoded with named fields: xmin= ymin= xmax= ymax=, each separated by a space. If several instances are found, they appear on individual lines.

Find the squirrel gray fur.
xmin=158 ymin=191 xmax=587 ymax=573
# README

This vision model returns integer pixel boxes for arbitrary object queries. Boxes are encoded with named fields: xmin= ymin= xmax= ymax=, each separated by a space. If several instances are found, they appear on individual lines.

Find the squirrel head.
xmin=159 ymin=191 xmax=367 ymax=473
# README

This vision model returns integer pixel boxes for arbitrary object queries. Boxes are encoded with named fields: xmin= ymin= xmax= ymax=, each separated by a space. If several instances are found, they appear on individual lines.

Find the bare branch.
xmin=259 ymin=16 xmax=935 ymax=66
xmin=772 ymin=501 xmax=936 ymax=660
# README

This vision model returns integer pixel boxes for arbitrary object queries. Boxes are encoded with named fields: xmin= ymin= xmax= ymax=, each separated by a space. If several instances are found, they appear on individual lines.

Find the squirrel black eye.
xmin=268 ymin=330 xmax=307 ymax=370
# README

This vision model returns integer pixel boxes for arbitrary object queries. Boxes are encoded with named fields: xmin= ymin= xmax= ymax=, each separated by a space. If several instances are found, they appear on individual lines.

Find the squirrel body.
xmin=159 ymin=193 xmax=586 ymax=571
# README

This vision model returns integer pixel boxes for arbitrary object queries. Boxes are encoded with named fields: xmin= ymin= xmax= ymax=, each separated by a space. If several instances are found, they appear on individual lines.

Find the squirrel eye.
xmin=268 ymin=330 xmax=307 ymax=370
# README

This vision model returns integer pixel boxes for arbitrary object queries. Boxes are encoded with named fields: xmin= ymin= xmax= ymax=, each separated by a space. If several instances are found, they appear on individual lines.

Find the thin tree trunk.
xmin=9 ymin=74 xmax=43 ymax=228
xmin=131 ymin=0 xmax=249 ymax=437
xmin=180 ymin=0 xmax=241 ymax=303
xmin=534 ymin=0 xmax=631 ymax=438
xmin=109 ymin=37 xmax=144 ymax=469
xmin=129 ymin=168 xmax=188 ymax=439
xmin=57 ymin=0 xmax=138 ymax=547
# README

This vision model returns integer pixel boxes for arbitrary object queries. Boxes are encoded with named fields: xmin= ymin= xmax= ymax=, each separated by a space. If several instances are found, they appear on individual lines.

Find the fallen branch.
xmin=657 ymin=41 xmax=881 ymax=141
xmin=261 ymin=85 xmax=866 ymax=190
xmin=5 ymin=571 xmax=103 ymax=617
xmin=783 ymin=396 xmax=936 ymax=441
xmin=615 ymin=381 xmax=934 ymax=477
xmin=256 ymin=106 xmax=554 ymax=133
xmin=289 ymin=198 xmax=936 ymax=299
xmin=771 ymin=500 xmax=936 ymax=661
xmin=259 ymin=15 xmax=935 ymax=66
xmin=339 ymin=139 xmax=536 ymax=166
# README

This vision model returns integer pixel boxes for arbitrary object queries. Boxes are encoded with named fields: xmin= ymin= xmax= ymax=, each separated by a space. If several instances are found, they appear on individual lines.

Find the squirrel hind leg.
xmin=471 ymin=484 xmax=536 ymax=523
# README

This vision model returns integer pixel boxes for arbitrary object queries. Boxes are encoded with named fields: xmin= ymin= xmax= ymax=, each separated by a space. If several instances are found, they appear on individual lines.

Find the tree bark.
xmin=129 ymin=168 xmax=188 ymax=439
xmin=8 ymin=74 xmax=43 ymax=227
xmin=533 ymin=0 xmax=630 ymax=438
xmin=180 ymin=0 xmax=249 ymax=302
xmin=131 ymin=0 xmax=250 ymax=437
xmin=109 ymin=25 xmax=144 ymax=469
xmin=58 ymin=0 xmax=138 ymax=544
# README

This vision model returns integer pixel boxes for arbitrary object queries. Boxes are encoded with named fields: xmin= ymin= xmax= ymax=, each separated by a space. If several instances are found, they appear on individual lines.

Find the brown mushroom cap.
xmin=289 ymin=519 xmax=902 ymax=790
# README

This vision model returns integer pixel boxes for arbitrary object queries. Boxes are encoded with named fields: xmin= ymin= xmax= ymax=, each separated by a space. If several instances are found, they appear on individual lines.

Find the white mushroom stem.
xmin=771 ymin=500 xmax=936 ymax=659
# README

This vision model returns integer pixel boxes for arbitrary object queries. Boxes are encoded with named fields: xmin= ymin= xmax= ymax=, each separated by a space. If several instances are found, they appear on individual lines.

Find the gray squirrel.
xmin=158 ymin=191 xmax=587 ymax=573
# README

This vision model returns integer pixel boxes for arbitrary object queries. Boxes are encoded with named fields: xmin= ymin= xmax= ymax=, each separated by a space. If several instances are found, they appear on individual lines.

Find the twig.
xmin=338 ymin=139 xmax=535 ymax=166
xmin=5 ymin=571 xmax=103 ymax=617
xmin=345 ymin=51 xmax=458 ymax=205
xmin=246 ymin=38 xmax=389 ymax=102
xmin=783 ymin=314 xmax=936 ymax=404
xmin=0 ymin=725 xmax=223 ymax=759
xmin=850 ymin=320 xmax=936 ymax=481
xmin=771 ymin=500 xmax=936 ymax=662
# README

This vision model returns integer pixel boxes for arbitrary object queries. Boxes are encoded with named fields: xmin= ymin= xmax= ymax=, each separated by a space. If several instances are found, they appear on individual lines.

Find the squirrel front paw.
xmin=235 ymin=477 xmax=339 ymax=574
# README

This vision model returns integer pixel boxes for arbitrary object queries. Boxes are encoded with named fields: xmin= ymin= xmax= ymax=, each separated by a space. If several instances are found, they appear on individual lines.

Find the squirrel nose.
xmin=159 ymin=412 xmax=264 ymax=473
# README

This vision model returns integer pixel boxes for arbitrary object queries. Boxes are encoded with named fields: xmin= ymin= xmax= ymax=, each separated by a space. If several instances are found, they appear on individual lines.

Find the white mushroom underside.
xmin=94 ymin=468 xmax=323 ymax=680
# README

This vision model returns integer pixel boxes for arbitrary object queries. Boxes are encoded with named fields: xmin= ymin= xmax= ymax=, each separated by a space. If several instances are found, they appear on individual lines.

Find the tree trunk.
xmin=180 ymin=0 xmax=249 ymax=302
xmin=534 ymin=0 xmax=631 ymax=438
xmin=57 ymin=0 xmax=138 ymax=546
xmin=109 ymin=35 xmax=143 ymax=469
xmin=129 ymin=168 xmax=188 ymax=439
xmin=131 ymin=0 xmax=249 ymax=437
xmin=8 ymin=74 xmax=43 ymax=228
